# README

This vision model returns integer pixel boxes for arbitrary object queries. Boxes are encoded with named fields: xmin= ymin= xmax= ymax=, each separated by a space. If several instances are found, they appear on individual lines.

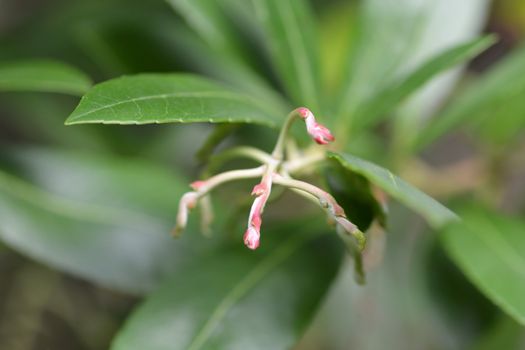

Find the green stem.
xmin=272 ymin=109 xmax=301 ymax=159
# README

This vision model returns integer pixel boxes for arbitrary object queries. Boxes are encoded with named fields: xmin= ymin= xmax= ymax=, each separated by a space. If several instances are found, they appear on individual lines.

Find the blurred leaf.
xmin=470 ymin=316 xmax=525 ymax=350
xmin=441 ymin=206 xmax=525 ymax=325
xmin=164 ymin=1 xmax=290 ymax=113
xmin=353 ymin=35 xmax=496 ymax=131
xmin=166 ymin=22 xmax=290 ymax=113
xmin=111 ymin=225 xmax=342 ymax=350
xmin=166 ymin=0 xmax=242 ymax=58
xmin=318 ymin=2 xmax=358 ymax=96
xmin=398 ymin=0 xmax=490 ymax=119
xmin=65 ymin=74 xmax=282 ymax=126
xmin=253 ymin=0 xmax=321 ymax=111
xmin=336 ymin=0 xmax=424 ymax=122
xmin=0 ymin=60 xmax=91 ymax=96
xmin=416 ymin=43 xmax=525 ymax=150
xmin=0 ymin=148 xmax=217 ymax=295
xmin=336 ymin=0 xmax=490 ymax=139
xmin=196 ymin=124 xmax=239 ymax=162
xmin=475 ymin=87 xmax=525 ymax=146
xmin=328 ymin=152 xmax=457 ymax=229
xmin=324 ymin=160 xmax=386 ymax=231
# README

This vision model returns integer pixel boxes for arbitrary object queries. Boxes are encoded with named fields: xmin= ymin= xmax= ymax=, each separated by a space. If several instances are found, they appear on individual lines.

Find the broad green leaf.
xmin=111 ymin=226 xmax=342 ymax=350
xmin=352 ymin=35 xmax=495 ymax=131
xmin=416 ymin=43 xmax=525 ymax=150
xmin=253 ymin=0 xmax=321 ymax=112
xmin=441 ymin=206 xmax=525 ymax=325
xmin=65 ymin=74 xmax=282 ymax=126
xmin=328 ymin=152 xmax=457 ymax=229
xmin=0 ymin=148 xmax=217 ymax=295
xmin=0 ymin=59 xmax=92 ymax=96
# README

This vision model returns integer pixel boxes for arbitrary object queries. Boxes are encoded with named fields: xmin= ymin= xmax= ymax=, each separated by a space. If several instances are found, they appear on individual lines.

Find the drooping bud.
xmin=244 ymin=180 xmax=269 ymax=250
xmin=172 ymin=191 xmax=199 ymax=237
xmin=243 ymin=226 xmax=260 ymax=250
xmin=296 ymin=107 xmax=335 ymax=145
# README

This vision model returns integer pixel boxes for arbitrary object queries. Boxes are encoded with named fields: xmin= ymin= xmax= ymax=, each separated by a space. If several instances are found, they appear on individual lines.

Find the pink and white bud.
xmin=244 ymin=181 xmax=269 ymax=250
xmin=296 ymin=107 xmax=335 ymax=145
xmin=243 ymin=226 xmax=260 ymax=250
xmin=251 ymin=182 xmax=267 ymax=196
xmin=172 ymin=191 xmax=199 ymax=237
xmin=190 ymin=180 xmax=206 ymax=191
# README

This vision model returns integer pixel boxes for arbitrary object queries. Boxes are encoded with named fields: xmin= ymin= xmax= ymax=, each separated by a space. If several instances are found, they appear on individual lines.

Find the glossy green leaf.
xmin=111 ymin=226 xmax=342 ymax=350
xmin=441 ymin=206 xmax=525 ymax=325
xmin=0 ymin=148 xmax=216 ymax=295
xmin=0 ymin=59 xmax=92 ymax=96
xmin=328 ymin=152 xmax=457 ymax=229
xmin=416 ymin=43 xmax=525 ymax=149
xmin=253 ymin=0 xmax=321 ymax=111
xmin=65 ymin=74 xmax=282 ymax=126
xmin=352 ymin=35 xmax=495 ymax=131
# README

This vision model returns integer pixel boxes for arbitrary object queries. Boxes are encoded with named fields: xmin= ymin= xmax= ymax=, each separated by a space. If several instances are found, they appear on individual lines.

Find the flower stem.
xmin=195 ymin=166 xmax=265 ymax=197
xmin=272 ymin=109 xmax=301 ymax=159
xmin=204 ymin=147 xmax=273 ymax=176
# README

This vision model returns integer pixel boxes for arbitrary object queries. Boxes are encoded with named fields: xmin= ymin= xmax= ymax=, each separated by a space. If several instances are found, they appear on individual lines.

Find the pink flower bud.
xmin=243 ymin=226 xmax=260 ymax=250
xmin=190 ymin=180 xmax=206 ymax=191
xmin=251 ymin=182 xmax=266 ymax=196
xmin=244 ymin=187 xmax=268 ymax=250
xmin=296 ymin=107 xmax=335 ymax=145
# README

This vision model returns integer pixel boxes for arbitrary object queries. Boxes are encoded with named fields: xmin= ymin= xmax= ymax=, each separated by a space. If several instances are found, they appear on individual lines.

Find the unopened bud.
xmin=172 ymin=192 xmax=199 ymax=237
xmin=243 ymin=226 xmax=260 ymax=250
xmin=296 ymin=107 xmax=335 ymax=145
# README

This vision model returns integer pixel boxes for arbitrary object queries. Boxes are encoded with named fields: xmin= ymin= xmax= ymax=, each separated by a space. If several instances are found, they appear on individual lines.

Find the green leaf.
xmin=336 ymin=0 xmax=490 ymax=139
xmin=111 ymin=225 xmax=342 ymax=350
xmin=324 ymin=160 xmax=386 ymax=231
xmin=65 ymin=74 xmax=282 ymax=126
xmin=415 ymin=43 xmax=525 ymax=150
xmin=0 ymin=59 xmax=92 ymax=96
xmin=0 ymin=148 xmax=216 ymax=295
xmin=441 ymin=206 xmax=525 ymax=325
xmin=253 ymin=0 xmax=321 ymax=111
xmin=352 ymin=35 xmax=496 ymax=131
xmin=336 ymin=0 xmax=424 ymax=121
xmin=166 ymin=0 xmax=241 ymax=57
xmin=473 ymin=85 xmax=525 ymax=146
xmin=167 ymin=23 xmax=290 ymax=113
xmin=328 ymin=152 xmax=457 ymax=229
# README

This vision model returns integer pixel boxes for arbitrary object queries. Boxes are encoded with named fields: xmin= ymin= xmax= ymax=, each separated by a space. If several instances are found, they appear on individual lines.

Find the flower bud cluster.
xmin=173 ymin=107 xmax=363 ymax=252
